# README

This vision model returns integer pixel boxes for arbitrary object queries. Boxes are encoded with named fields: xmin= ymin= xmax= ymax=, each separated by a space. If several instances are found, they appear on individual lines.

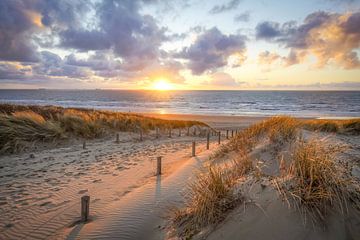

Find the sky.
xmin=0 ymin=0 xmax=360 ymax=90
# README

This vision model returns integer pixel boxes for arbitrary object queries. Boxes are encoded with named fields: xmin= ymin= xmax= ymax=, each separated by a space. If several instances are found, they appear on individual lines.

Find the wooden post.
xmin=83 ymin=141 xmax=86 ymax=149
xmin=81 ymin=195 xmax=90 ymax=222
xmin=156 ymin=156 xmax=162 ymax=175
xmin=116 ymin=133 xmax=119 ymax=143
xmin=156 ymin=128 xmax=159 ymax=139
xmin=218 ymin=131 xmax=221 ymax=144
xmin=178 ymin=128 xmax=181 ymax=137
xmin=169 ymin=128 xmax=172 ymax=138
xmin=206 ymin=132 xmax=210 ymax=150
xmin=226 ymin=130 xmax=229 ymax=139
xmin=193 ymin=128 xmax=196 ymax=136
xmin=235 ymin=129 xmax=238 ymax=135
xmin=231 ymin=130 xmax=234 ymax=138
xmin=140 ymin=129 xmax=143 ymax=141
xmin=187 ymin=127 xmax=190 ymax=136
xmin=192 ymin=141 xmax=196 ymax=157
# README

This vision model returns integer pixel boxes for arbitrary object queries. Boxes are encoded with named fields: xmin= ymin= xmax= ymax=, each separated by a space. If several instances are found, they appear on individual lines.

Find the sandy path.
xmin=62 ymin=146 xmax=217 ymax=240
xmin=0 ymin=130 xmax=222 ymax=240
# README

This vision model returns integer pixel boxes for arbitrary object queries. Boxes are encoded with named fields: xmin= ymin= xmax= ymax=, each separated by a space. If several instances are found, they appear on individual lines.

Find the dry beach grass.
xmin=0 ymin=104 xmax=206 ymax=153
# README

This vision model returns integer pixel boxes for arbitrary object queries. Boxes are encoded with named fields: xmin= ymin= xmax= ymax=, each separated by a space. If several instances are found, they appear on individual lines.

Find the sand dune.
xmin=0 ymin=126 xmax=225 ymax=240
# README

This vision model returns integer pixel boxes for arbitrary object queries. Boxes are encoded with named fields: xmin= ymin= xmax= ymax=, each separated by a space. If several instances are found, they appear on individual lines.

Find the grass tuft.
xmin=171 ymin=166 xmax=239 ymax=238
xmin=276 ymin=139 xmax=353 ymax=224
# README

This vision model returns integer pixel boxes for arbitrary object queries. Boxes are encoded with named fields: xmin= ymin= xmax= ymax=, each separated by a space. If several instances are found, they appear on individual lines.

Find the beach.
xmin=0 ymin=108 xmax=359 ymax=240
xmin=0 ymin=111 xmax=261 ymax=240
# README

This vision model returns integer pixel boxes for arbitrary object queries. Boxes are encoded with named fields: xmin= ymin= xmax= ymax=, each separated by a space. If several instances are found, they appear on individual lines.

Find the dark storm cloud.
xmin=256 ymin=11 xmax=360 ymax=69
xmin=209 ymin=0 xmax=242 ymax=14
xmin=177 ymin=27 xmax=247 ymax=75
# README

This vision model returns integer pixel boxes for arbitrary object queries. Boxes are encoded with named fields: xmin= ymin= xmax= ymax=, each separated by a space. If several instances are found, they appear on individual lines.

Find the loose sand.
xmin=0 ymin=114 xmax=258 ymax=240
xmin=2 ymin=114 xmax=358 ymax=240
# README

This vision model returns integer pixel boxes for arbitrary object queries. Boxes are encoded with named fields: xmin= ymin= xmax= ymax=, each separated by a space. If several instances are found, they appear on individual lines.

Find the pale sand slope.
xmin=0 ymin=115 xmax=256 ymax=240
xmin=202 ymin=131 xmax=360 ymax=240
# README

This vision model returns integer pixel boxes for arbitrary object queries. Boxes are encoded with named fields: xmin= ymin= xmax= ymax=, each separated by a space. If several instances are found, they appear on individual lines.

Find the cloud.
xmin=0 ymin=1 xmax=39 ymax=62
xmin=176 ymin=27 xmax=247 ymax=74
xmin=0 ymin=0 xmax=178 ymax=85
xmin=0 ymin=62 xmax=32 ymax=80
xmin=208 ymin=72 xmax=242 ymax=86
xmin=33 ymin=51 xmax=91 ymax=78
xmin=257 ymin=81 xmax=360 ymax=90
xmin=234 ymin=11 xmax=250 ymax=22
xmin=58 ymin=0 xmax=167 ymax=72
xmin=60 ymin=29 xmax=111 ymax=51
xmin=255 ymin=11 xmax=360 ymax=69
xmin=258 ymin=51 xmax=281 ymax=65
xmin=0 ymin=0 xmax=91 ymax=63
xmin=209 ymin=0 xmax=242 ymax=14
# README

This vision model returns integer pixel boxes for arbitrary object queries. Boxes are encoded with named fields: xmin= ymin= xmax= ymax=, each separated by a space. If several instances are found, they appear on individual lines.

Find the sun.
xmin=152 ymin=79 xmax=173 ymax=90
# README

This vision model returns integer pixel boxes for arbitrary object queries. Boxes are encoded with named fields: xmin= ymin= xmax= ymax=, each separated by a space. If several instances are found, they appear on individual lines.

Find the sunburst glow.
xmin=152 ymin=79 xmax=173 ymax=91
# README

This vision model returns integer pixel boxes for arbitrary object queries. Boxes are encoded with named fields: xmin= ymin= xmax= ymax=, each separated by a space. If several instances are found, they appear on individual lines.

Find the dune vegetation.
xmin=0 ymin=104 xmax=207 ymax=154
xmin=170 ymin=116 xmax=360 ymax=238
xmin=302 ymin=118 xmax=360 ymax=134
xmin=274 ymin=139 xmax=357 ymax=224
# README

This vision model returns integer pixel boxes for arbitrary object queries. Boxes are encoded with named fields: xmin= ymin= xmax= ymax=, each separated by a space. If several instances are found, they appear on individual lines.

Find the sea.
xmin=0 ymin=89 xmax=359 ymax=118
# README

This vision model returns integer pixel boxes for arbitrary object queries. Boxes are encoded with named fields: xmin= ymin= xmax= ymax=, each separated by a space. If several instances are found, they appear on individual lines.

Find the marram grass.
xmin=0 ymin=104 xmax=207 ymax=153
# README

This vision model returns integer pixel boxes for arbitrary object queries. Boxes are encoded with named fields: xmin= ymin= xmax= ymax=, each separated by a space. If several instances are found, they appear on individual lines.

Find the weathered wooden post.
xmin=83 ymin=141 xmax=86 ymax=149
xmin=187 ymin=127 xmax=190 ymax=136
xmin=178 ymin=128 xmax=181 ymax=137
xmin=156 ymin=127 xmax=159 ymax=139
xmin=81 ymin=195 xmax=90 ymax=222
xmin=231 ymin=130 xmax=234 ymax=138
xmin=116 ymin=133 xmax=120 ymax=143
xmin=169 ymin=128 xmax=172 ymax=138
xmin=140 ymin=129 xmax=143 ymax=141
xmin=235 ymin=129 xmax=238 ymax=135
xmin=156 ymin=156 xmax=162 ymax=175
xmin=193 ymin=128 xmax=196 ymax=136
xmin=218 ymin=131 xmax=221 ymax=144
xmin=206 ymin=132 xmax=210 ymax=150
xmin=226 ymin=130 xmax=229 ymax=139
xmin=192 ymin=141 xmax=196 ymax=157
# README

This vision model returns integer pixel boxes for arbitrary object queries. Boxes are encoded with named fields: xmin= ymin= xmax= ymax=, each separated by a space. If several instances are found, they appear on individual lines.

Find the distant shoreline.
xmin=0 ymin=102 xmax=358 ymax=121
